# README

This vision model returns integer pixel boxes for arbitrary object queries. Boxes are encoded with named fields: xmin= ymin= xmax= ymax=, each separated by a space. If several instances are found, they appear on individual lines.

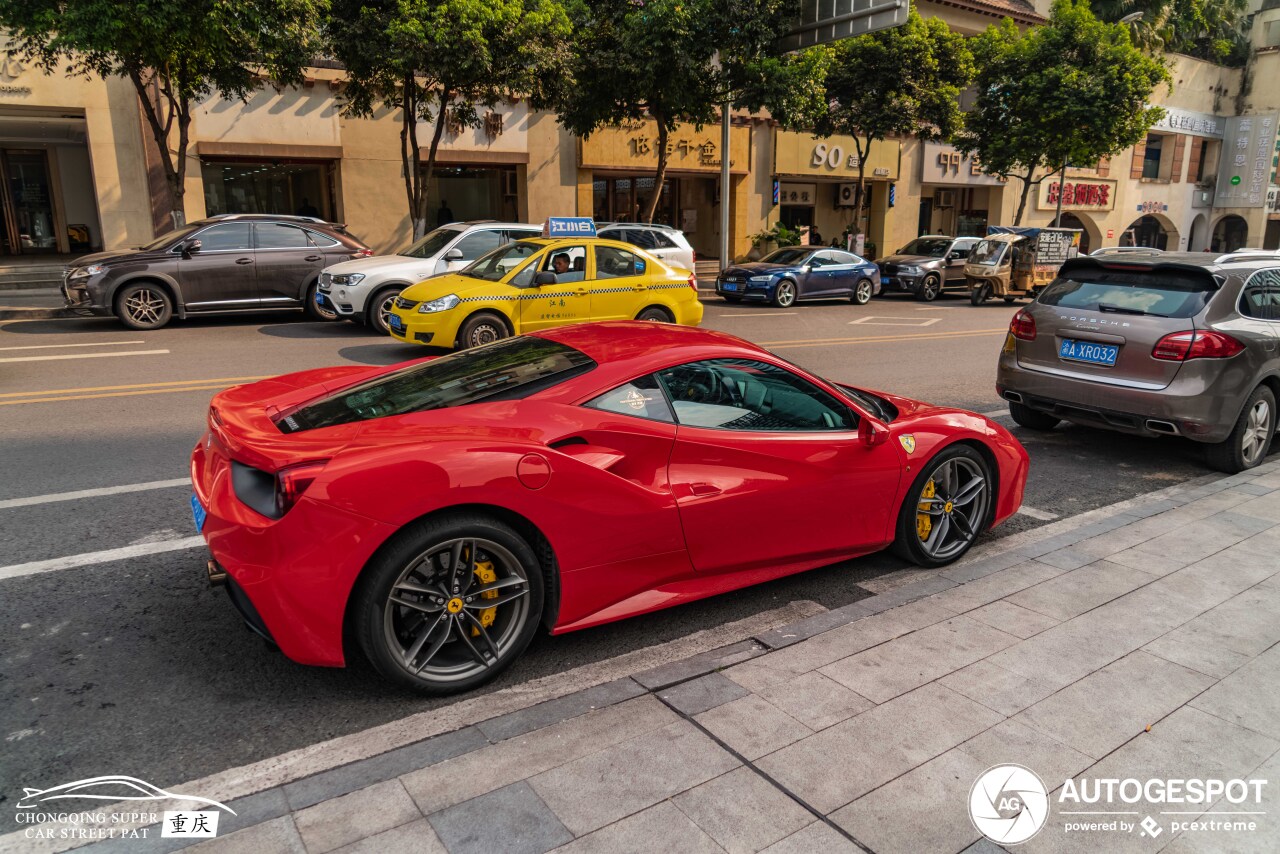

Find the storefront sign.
xmin=779 ymin=182 xmax=817 ymax=205
xmin=921 ymin=143 xmax=1006 ymax=186
xmin=774 ymin=130 xmax=899 ymax=181
xmin=1037 ymin=179 xmax=1117 ymax=212
xmin=1268 ymin=185 xmax=1279 ymax=214
xmin=1216 ymin=114 xmax=1278 ymax=208
xmin=1150 ymin=106 xmax=1225 ymax=139
xmin=580 ymin=119 xmax=750 ymax=174
xmin=1136 ymin=201 xmax=1169 ymax=213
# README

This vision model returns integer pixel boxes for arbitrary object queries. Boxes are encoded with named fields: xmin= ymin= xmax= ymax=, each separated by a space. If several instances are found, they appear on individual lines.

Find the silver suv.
xmin=997 ymin=250 xmax=1280 ymax=472
xmin=596 ymin=223 xmax=695 ymax=271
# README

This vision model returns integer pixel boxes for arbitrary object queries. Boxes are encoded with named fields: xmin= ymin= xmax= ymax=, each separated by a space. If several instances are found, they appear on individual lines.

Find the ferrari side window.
xmin=657 ymin=359 xmax=855 ymax=432
xmin=585 ymin=374 xmax=675 ymax=423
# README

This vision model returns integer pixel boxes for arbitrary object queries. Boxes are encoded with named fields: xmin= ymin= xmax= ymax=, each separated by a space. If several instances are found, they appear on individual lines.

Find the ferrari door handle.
xmin=688 ymin=483 xmax=722 ymax=497
xmin=235 ymin=258 xmax=253 ymax=265
xmin=305 ymin=254 xmax=322 ymax=262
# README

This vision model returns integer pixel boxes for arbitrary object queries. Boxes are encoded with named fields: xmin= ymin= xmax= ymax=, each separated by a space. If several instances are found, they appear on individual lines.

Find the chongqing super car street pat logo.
xmin=970 ymin=764 xmax=1050 ymax=845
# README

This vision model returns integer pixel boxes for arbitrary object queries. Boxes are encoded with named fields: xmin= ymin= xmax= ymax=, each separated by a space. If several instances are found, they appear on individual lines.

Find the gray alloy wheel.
xmin=893 ymin=446 xmax=993 ymax=567
xmin=368 ymin=287 xmax=401 ymax=336
xmin=457 ymin=312 xmax=509 ymax=349
xmin=774 ymin=279 xmax=797 ymax=307
xmin=852 ymin=278 xmax=874 ymax=305
xmin=916 ymin=275 xmax=941 ymax=302
xmin=115 ymin=282 xmax=173 ymax=330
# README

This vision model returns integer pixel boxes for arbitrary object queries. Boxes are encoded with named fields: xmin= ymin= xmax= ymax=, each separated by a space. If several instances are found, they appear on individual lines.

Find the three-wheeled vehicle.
xmin=966 ymin=226 xmax=1081 ymax=305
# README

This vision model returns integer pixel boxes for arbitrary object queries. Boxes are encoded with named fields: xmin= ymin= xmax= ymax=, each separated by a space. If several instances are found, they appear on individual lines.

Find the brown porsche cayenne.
xmin=62 ymin=214 xmax=372 ymax=330
xmin=997 ymin=250 xmax=1280 ymax=473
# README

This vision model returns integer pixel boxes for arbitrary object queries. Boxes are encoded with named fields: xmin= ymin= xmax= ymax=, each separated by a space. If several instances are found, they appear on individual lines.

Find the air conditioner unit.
xmin=836 ymin=183 xmax=858 ymax=207
xmin=935 ymin=189 xmax=956 ymax=208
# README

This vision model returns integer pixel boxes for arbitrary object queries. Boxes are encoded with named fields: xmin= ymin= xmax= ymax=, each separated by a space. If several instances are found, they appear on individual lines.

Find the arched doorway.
xmin=1212 ymin=215 xmax=1248 ymax=252
xmin=1120 ymin=214 xmax=1177 ymax=249
xmin=1057 ymin=212 xmax=1098 ymax=255
xmin=1187 ymin=214 xmax=1208 ymax=252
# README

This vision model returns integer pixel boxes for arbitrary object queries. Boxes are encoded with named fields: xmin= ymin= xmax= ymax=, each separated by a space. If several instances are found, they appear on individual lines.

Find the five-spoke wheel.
xmin=893 ymin=445 xmax=992 ymax=567
xmin=115 ymin=282 xmax=174 ymax=330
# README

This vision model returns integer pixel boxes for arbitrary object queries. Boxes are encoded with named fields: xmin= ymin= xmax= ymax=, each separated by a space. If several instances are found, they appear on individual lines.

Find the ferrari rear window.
xmin=277 ymin=337 xmax=596 ymax=432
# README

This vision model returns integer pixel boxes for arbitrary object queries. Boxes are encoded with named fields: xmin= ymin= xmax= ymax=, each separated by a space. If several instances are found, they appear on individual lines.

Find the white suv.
xmin=318 ymin=221 xmax=540 ymax=334
xmin=596 ymin=223 xmax=695 ymax=271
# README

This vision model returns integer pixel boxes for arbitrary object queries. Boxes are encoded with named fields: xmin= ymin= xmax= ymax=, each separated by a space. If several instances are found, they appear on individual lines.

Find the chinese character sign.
xmin=1216 ymin=113 xmax=1279 ymax=208
xmin=1039 ymin=181 xmax=1114 ymax=211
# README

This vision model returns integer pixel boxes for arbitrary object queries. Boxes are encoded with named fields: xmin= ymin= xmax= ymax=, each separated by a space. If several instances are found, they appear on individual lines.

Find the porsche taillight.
xmin=1152 ymin=330 xmax=1244 ymax=361
xmin=275 ymin=460 xmax=328 ymax=516
xmin=1009 ymin=309 xmax=1037 ymax=341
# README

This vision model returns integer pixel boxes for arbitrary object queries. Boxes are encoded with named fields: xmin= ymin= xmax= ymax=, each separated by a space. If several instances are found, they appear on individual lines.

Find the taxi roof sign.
xmin=544 ymin=217 xmax=596 ymax=238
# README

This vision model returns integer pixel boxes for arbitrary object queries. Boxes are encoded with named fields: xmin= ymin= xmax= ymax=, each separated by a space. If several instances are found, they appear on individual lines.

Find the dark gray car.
xmin=997 ymin=250 xmax=1280 ymax=472
xmin=878 ymin=235 xmax=979 ymax=301
xmin=63 ymin=214 xmax=371 ymax=330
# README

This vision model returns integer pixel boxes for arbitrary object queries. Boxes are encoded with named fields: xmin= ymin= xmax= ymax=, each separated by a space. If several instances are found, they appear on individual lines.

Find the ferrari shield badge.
xmin=899 ymin=434 xmax=917 ymax=454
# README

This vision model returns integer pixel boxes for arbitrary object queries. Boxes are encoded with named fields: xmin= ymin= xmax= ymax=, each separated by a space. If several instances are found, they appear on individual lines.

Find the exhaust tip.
xmin=206 ymin=559 xmax=228 ymax=588
xmin=1145 ymin=419 xmax=1179 ymax=436
xmin=1003 ymin=390 xmax=1024 ymax=404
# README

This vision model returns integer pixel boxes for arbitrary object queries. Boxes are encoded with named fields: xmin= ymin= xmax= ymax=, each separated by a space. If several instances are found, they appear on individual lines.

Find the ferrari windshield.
xmin=278 ymin=337 xmax=596 ymax=432
xmin=899 ymin=238 xmax=951 ymax=257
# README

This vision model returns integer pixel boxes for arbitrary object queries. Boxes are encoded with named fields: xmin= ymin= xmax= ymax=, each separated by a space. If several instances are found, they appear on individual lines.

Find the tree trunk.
xmin=641 ymin=119 xmax=670 ymax=224
xmin=1053 ymin=158 xmax=1067 ymax=227
xmin=852 ymin=137 xmax=868 ymax=238
xmin=399 ymin=77 xmax=430 ymax=239
xmin=420 ymin=92 xmax=450 ymax=237
xmin=1013 ymin=171 xmax=1035 ymax=226
xmin=128 ymin=69 xmax=188 ymax=228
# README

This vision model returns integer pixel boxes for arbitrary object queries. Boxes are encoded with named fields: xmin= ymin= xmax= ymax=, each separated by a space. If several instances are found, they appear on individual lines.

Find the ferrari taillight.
xmin=275 ymin=460 xmax=328 ymax=516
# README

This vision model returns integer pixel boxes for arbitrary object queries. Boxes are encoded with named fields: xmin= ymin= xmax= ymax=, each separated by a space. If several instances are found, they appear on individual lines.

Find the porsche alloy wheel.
xmin=892 ymin=446 xmax=992 ymax=567
xmin=355 ymin=516 xmax=544 ymax=693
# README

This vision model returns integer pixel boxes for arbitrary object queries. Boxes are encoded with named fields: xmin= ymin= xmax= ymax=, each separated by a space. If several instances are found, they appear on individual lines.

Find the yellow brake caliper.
xmin=471 ymin=560 xmax=499 ymax=636
xmin=916 ymin=479 xmax=937 ymax=542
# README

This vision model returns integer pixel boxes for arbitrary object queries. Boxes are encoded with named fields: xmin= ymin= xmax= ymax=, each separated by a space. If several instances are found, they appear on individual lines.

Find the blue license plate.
xmin=190 ymin=494 xmax=207 ymax=533
xmin=314 ymin=292 xmax=325 ymax=305
xmin=389 ymin=314 xmax=404 ymax=332
xmin=1059 ymin=338 xmax=1119 ymax=366
xmin=722 ymin=282 xmax=738 ymax=291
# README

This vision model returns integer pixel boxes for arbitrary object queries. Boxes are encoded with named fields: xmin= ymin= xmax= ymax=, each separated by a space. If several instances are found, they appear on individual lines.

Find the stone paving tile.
xmin=188 ymin=816 xmax=305 ymax=854
xmin=1230 ymin=489 xmax=1280 ymax=521
xmin=476 ymin=679 xmax=646 ymax=742
xmin=1231 ymin=482 xmax=1278 ymax=496
xmin=657 ymin=672 xmax=751 ymax=716
xmin=632 ymin=639 xmax=765 ymax=690
xmin=958 ymin=840 xmax=1011 ymax=854
xmin=293 ymin=780 xmax=421 ymax=854
xmin=285 ymin=727 xmax=487 ymax=810
xmin=723 ymin=598 xmax=957 ymax=693
xmin=695 ymin=693 xmax=814 ymax=760
xmin=401 ymin=695 xmax=677 ymax=816
xmin=1143 ymin=578 xmax=1280 ymax=678
xmin=1161 ymin=748 xmax=1280 ymax=853
xmin=856 ymin=573 xmax=959 ymax=614
xmin=1012 ymin=514 xmax=1139 ymax=559
xmin=547 ymin=802 xmax=725 ymax=854
xmin=1109 ymin=511 xmax=1273 ymax=574
xmin=1189 ymin=644 xmax=1280 ymax=741
xmin=529 ymin=719 xmax=739 ymax=836
xmin=756 ymin=683 xmax=1002 ymax=814
xmin=829 ymin=748 xmax=986 ymax=854
xmin=1015 ymin=651 xmax=1216 ymax=760
xmin=966 ymin=600 xmax=1060 ymax=639
xmin=818 ymin=616 xmax=1019 ymax=704
xmin=673 ymin=767 xmax=813 ymax=853
xmin=755 ymin=602 xmax=873 ymax=650
xmin=427 ymin=782 xmax=572 ymax=854
xmin=331 ymin=818 xmax=447 ymax=854
xmin=1005 ymin=561 xmax=1155 ymax=622
xmin=756 ymin=671 xmax=873 ymax=731
xmin=758 ymin=821 xmax=857 ymax=853
xmin=941 ymin=549 xmax=1033 ymax=584
xmin=940 ymin=659 xmax=1060 ymax=717
xmin=925 ymin=560 xmax=1065 ymax=615
xmin=957 ymin=719 xmax=1094 ymax=786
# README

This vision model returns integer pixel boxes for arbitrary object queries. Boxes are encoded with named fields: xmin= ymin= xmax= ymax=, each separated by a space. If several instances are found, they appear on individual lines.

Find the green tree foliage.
xmin=0 ymin=0 xmax=327 ymax=224
xmin=796 ymin=8 xmax=974 ymax=235
xmin=328 ymin=0 xmax=571 ymax=237
xmin=556 ymin=0 xmax=801 ymax=224
xmin=956 ymin=0 xmax=1171 ymax=225
xmin=1092 ymin=0 xmax=1251 ymax=66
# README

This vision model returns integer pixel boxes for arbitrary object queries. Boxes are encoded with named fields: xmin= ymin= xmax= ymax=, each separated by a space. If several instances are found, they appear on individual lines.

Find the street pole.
xmin=1053 ymin=158 xmax=1067 ymax=227
xmin=719 ymin=102 xmax=731 ymax=272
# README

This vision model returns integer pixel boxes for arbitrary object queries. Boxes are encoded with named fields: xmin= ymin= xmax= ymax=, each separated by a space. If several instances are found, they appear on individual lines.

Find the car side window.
xmin=808 ymin=253 xmax=832 ymax=269
xmin=541 ymin=246 xmax=586 ymax=283
xmin=255 ymin=223 xmax=312 ymax=249
xmin=1240 ymin=269 xmax=1280 ymax=321
xmin=656 ymin=359 xmax=855 ymax=432
xmin=505 ymin=229 xmax=540 ymax=243
xmin=302 ymin=228 xmax=340 ymax=247
xmin=453 ymin=230 xmax=504 ymax=260
xmin=594 ymin=245 xmax=645 ymax=279
xmin=648 ymin=230 xmax=676 ymax=249
xmin=624 ymin=229 xmax=659 ymax=250
xmin=194 ymin=223 xmax=252 ymax=252
xmin=585 ymin=374 xmax=675 ymax=423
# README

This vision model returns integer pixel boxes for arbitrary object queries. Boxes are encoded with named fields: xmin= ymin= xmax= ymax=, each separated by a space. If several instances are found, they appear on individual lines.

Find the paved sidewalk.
xmin=84 ymin=462 xmax=1280 ymax=854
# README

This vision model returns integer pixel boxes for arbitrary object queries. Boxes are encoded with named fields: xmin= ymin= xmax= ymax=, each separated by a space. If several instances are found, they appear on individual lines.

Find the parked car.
xmin=997 ymin=251 xmax=1280 ymax=473
xmin=596 ymin=222 xmax=696 ymax=271
xmin=716 ymin=246 xmax=880 ymax=306
xmin=62 ymin=214 xmax=371 ymax=330
xmin=192 ymin=322 xmax=1029 ymax=693
xmin=878 ymin=235 xmax=980 ymax=301
xmin=387 ymin=236 xmax=703 ymax=349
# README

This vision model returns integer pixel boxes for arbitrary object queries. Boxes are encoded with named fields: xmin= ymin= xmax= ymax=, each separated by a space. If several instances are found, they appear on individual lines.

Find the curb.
xmin=0 ymin=307 xmax=71 ymax=320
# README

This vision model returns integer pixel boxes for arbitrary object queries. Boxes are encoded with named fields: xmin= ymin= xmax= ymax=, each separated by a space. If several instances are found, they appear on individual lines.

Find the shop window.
xmin=1194 ymin=140 xmax=1220 ymax=183
xmin=202 ymin=161 xmax=333 ymax=220
xmin=1142 ymin=135 xmax=1164 ymax=180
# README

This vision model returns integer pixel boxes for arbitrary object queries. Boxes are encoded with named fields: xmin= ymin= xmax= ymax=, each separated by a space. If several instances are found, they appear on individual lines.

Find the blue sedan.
xmin=715 ymin=246 xmax=881 ymax=307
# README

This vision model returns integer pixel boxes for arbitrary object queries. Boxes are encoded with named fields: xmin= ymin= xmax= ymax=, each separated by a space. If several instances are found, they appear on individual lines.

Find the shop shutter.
xmin=1130 ymin=141 xmax=1147 ymax=179
xmin=1171 ymin=135 xmax=1186 ymax=182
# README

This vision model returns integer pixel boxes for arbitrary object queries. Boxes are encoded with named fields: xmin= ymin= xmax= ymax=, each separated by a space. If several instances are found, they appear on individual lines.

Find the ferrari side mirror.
xmin=859 ymin=418 xmax=888 ymax=447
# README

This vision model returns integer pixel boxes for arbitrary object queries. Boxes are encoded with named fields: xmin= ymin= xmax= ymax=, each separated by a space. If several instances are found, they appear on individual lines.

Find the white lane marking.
xmin=714 ymin=312 xmax=798 ymax=318
xmin=915 ymin=306 xmax=956 ymax=311
xmin=0 ymin=340 xmax=146 ymax=352
xmin=1017 ymin=505 xmax=1061 ymax=521
xmin=849 ymin=316 xmax=941 ymax=327
xmin=0 ymin=536 xmax=204 ymax=582
xmin=0 ymin=478 xmax=190 ymax=510
xmin=981 ymin=408 xmax=1011 ymax=418
xmin=0 ymin=349 xmax=169 ymax=364
xmin=0 ymin=599 xmax=826 ymax=852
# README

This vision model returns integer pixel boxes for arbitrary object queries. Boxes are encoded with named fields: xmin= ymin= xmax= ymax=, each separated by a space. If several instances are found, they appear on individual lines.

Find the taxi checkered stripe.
xmin=425 ymin=282 xmax=693 ymax=304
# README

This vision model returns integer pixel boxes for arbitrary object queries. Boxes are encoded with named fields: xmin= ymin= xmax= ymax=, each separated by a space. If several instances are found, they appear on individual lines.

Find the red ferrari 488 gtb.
xmin=191 ymin=322 xmax=1027 ymax=693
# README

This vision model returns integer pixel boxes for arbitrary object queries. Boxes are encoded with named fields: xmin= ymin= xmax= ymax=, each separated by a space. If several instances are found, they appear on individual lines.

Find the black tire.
xmin=969 ymin=284 xmax=991 ymax=306
xmin=891 ymin=444 xmax=993 ymax=568
xmin=1009 ymin=400 xmax=1061 ymax=431
xmin=456 ymin=312 xmax=510 ymax=349
xmin=114 ymin=282 xmax=174 ymax=330
xmin=774 ymin=279 xmax=797 ymax=307
xmin=916 ymin=275 xmax=941 ymax=302
xmin=636 ymin=306 xmax=674 ymax=322
xmin=852 ymin=278 xmax=874 ymax=305
xmin=1003 ymin=297 xmax=1016 ymax=304
xmin=1206 ymin=385 xmax=1276 ymax=474
xmin=352 ymin=513 xmax=545 ymax=694
xmin=306 ymin=281 xmax=338 ymax=321
xmin=365 ymin=286 xmax=402 ymax=336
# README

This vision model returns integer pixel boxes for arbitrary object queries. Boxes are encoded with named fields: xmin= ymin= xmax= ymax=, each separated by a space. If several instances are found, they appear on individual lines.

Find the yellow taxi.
xmin=386 ymin=227 xmax=703 ymax=349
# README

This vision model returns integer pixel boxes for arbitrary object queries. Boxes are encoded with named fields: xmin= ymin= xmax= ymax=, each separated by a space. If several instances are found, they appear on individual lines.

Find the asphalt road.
xmin=0 ymin=291 xmax=1244 ymax=828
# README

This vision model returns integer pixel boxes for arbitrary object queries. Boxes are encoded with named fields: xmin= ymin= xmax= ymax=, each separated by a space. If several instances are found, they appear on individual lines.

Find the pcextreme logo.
xmin=15 ymin=776 xmax=235 ymax=841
